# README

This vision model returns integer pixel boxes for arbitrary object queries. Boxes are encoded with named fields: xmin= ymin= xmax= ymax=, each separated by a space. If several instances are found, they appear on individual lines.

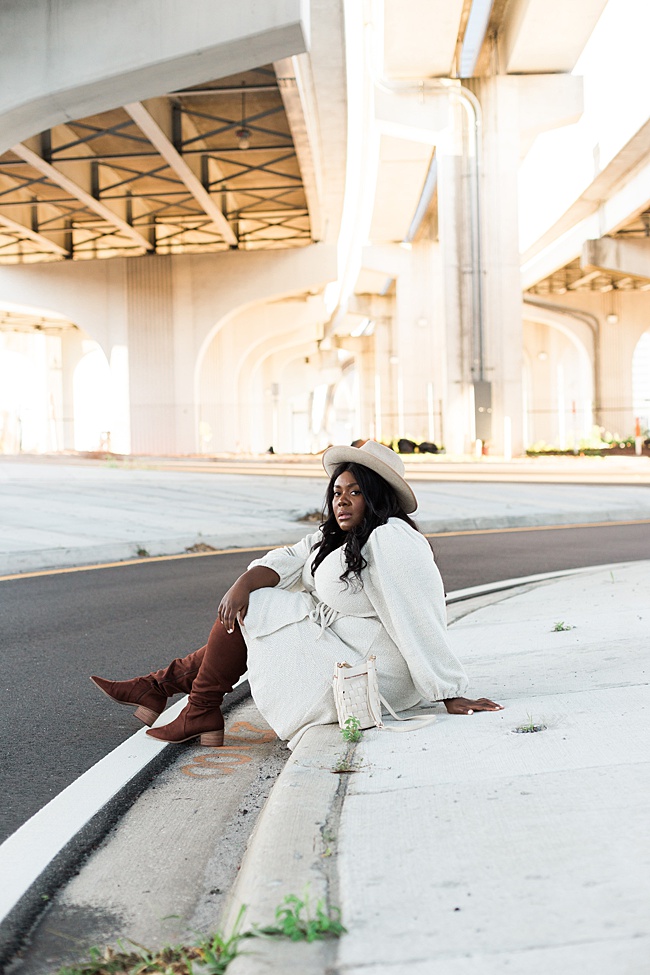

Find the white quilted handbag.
xmin=332 ymin=655 xmax=436 ymax=733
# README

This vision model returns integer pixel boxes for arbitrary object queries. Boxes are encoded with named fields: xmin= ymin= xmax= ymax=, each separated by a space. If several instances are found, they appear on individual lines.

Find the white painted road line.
xmin=0 ymin=677 xmax=248 ymax=959
xmin=0 ymin=699 xmax=176 ymax=923
xmin=444 ymin=561 xmax=633 ymax=602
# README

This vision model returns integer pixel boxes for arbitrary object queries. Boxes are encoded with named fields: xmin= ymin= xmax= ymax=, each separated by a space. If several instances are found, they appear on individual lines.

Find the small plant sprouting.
xmin=552 ymin=621 xmax=574 ymax=632
xmin=341 ymin=716 xmax=362 ymax=743
xmin=332 ymin=756 xmax=360 ymax=774
xmin=55 ymin=932 xmax=239 ymax=975
xmin=254 ymin=891 xmax=346 ymax=943
xmin=136 ymin=546 xmax=150 ymax=558
xmin=513 ymin=713 xmax=547 ymax=734
xmin=53 ymin=895 xmax=346 ymax=974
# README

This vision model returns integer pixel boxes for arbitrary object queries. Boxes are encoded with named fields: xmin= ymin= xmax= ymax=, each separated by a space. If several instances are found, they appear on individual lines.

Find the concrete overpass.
xmin=0 ymin=0 xmax=646 ymax=457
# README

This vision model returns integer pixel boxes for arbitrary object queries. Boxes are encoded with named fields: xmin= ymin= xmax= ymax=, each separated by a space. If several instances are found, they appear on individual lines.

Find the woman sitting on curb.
xmin=91 ymin=441 xmax=502 ymax=748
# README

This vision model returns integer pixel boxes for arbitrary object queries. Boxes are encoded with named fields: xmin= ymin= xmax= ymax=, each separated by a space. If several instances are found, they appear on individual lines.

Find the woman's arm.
xmin=245 ymin=530 xmax=322 ymax=593
xmin=218 ymin=566 xmax=280 ymax=632
xmin=365 ymin=522 xmax=502 ymax=712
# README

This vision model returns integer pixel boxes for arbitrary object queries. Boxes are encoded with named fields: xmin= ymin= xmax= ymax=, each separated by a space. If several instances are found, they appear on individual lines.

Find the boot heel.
xmin=134 ymin=705 xmax=160 ymax=727
xmin=200 ymin=730 xmax=225 ymax=747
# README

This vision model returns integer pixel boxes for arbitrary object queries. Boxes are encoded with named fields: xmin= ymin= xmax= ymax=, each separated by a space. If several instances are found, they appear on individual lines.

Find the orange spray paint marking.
xmin=179 ymin=723 xmax=277 ymax=778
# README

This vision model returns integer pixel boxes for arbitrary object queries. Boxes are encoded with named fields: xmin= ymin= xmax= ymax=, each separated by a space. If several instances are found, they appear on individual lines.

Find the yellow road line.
xmin=423 ymin=518 xmax=650 ymax=538
xmin=1 ymin=518 xmax=649 ymax=583
xmin=0 ymin=544 xmax=271 ymax=583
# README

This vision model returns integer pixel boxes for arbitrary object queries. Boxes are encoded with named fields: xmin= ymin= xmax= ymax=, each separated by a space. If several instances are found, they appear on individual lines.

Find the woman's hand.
xmin=218 ymin=580 xmax=251 ymax=633
xmin=444 ymin=697 xmax=503 ymax=715
xmin=217 ymin=565 xmax=281 ymax=632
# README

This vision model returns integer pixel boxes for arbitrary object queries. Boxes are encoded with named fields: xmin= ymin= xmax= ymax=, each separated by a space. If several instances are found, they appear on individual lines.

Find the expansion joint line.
xmin=318 ymin=739 xmax=357 ymax=972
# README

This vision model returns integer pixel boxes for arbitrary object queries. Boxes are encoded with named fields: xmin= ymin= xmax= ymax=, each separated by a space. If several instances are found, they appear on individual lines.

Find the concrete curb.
xmin=221 ymin=725 xmax=345 ymax=975
xmin=2 ymin=508 xmax=649 ymax=577
xmin=0 ymin=682 xmax=249 ymax=968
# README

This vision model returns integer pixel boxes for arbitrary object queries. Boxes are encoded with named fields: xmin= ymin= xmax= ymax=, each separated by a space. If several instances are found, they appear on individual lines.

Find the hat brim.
xmin=322 ymin=445 xmax=418 ymax=514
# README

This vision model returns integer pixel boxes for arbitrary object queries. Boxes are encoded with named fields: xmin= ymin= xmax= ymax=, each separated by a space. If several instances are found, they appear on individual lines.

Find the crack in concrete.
xmin=318 ymin=740 xmax=357 ymax=975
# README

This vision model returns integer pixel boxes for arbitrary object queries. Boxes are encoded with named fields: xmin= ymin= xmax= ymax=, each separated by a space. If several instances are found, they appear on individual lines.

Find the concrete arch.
xmin=522 ymin=306 xmax=594 ymax=366
xmin=0 ymin=261 xmax=128 ymax=358
xmin=0 ymin=245 xmax=337 ymax=454
xmin=247 ymin=337 xmax=321 ymax=453
xmin=522 ymin=307 xmax=594 ymax=448
xmin=330 ymin=359 xmax=359 ymax=446
xmin=196 ymin=295 xmax=325 ymax=453
xmin=192 ymin=246 xmax=336 ymax=374
xmin=0 ymin=321 xmax=131 ymax=454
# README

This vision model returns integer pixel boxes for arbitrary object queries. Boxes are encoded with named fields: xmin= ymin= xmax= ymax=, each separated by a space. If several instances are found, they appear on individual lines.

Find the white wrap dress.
xmin=240 ymin=518 xmax=469 ymax=748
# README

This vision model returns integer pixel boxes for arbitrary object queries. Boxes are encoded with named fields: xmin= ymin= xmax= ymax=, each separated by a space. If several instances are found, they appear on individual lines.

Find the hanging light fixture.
xmin=236 ymin=87 xmax=251 ymax=150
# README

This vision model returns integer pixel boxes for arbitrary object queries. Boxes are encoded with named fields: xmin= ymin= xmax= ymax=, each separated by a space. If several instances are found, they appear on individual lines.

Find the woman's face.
xmin=332 ymin=470 xmax=367 ymax=531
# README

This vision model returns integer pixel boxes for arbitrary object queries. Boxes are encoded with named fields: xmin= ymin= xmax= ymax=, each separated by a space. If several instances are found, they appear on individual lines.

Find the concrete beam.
xmin=361 ymin=243 xmax=410 ymax=277
xmin=275 ymin=55 xmax=324 ymax=242
xmin=0 ymin=0 xmax=308 ymax=151
xmin=582 ymin=237 xmax=650 ymax=282
xmin=374 ymin=87 xmax=450 ymax=146
xmin=125 ymin=100 xmax=237 ymax=246
xmin=0 ymin=212 xmax=69 ymax=257
xmin=370 ymin=136 xmax=435 ymax=243
xmin=568 ymin=269 xmax=600 ymax=290
xmin=11 ymin=142 xmax=154 ymax=251
xmin=521 ymin=120 xmax=650 ymax=285
xmin=382 ymin=0 xmax=464 ymax=78
xmin=516 ymin=74 xmax=583 ymax=159
xmin=499 ymin=0 xmax=608 ymax=73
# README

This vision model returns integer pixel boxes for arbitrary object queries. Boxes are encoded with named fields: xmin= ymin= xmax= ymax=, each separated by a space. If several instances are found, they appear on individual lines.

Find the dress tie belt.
xmin=308 ymin=599 xmax=341 ymax=638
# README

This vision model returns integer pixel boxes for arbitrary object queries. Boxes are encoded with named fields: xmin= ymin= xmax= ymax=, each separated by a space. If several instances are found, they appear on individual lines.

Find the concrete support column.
xmin=60 ymin=329 xmax=84 ymax=450
xmin=373 ymin=310 xmax=395 ymax=443
xmin=393 ymin=240 xmax=447 ymax=445
xmin=353 ymin=337 xmax=376 ymax=440
xmin=470 ymin=76 xmax=525 ymax=456
xmin=126 ymin=257 xmax=177 ymax=454
xmin=437 ymin=109 xmax=474 ymax=454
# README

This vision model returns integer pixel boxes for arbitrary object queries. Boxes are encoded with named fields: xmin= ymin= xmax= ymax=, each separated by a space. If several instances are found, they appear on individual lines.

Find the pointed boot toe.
xmin=90 ymin=675 xmax=166 ymax=727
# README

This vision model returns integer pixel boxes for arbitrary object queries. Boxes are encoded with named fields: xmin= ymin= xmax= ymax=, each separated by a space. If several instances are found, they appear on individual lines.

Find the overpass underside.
xmin=0 ymin=0 xmax=647 ymax=458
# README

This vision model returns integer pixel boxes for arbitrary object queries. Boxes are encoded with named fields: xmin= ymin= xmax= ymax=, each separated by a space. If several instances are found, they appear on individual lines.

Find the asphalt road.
xmin=2 ymin=521 xmax=649 ymax=844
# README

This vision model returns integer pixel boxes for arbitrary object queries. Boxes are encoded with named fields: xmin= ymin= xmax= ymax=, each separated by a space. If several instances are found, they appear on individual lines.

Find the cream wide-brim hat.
xmin=322 ymin=440 xmax=418 ymax=514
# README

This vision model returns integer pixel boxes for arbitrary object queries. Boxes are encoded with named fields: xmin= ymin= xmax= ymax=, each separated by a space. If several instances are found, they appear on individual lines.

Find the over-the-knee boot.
xmin=90 ymin=644 xmax=207 ymax=726
xmin=146 ymin=619 xmax=248 ymax=746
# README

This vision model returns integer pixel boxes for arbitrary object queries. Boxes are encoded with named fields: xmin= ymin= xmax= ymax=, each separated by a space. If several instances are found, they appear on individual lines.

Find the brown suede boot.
xmin=90 ymin=645 xmax=207 ymax=727
xmin=146 ymin=619 xmax=248 ymax=746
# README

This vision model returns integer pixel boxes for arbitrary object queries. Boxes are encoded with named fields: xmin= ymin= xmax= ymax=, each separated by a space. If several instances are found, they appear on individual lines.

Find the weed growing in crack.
xmin=55 ymin=912 xmax=244 ymax=975
xmin=340 ymin=716 xmax=362 ymax=743
xmin=53 ymin=893 xmax=346 ymax=974
xmin=512 ymin=713 xmax=547 ymax=734
xmin=332 ymin=756 xmax=361 ymax=774
xmin=253 ymin=891 xmax=346 ymax=943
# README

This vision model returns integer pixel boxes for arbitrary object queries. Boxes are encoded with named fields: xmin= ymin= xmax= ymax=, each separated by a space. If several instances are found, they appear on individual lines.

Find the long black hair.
xmin=310 ymin=461 xmax=419 ymax=585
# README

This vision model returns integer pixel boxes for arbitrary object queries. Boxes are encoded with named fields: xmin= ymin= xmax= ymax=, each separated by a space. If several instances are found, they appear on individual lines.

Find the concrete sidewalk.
xmin=7 ymin=561 xmax=649 ymax=975
xmin=2 ymin=454 xmax=650 ymax=574
xmin=221 ymin=560 xmax=650 ymax=974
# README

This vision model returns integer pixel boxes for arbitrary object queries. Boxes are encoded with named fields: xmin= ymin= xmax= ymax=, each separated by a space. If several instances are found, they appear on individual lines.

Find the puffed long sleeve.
xmin=364 ymin=520 xmax=469 ymax=701
xmin=247 ymin=530 xmax=321 ymax=592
